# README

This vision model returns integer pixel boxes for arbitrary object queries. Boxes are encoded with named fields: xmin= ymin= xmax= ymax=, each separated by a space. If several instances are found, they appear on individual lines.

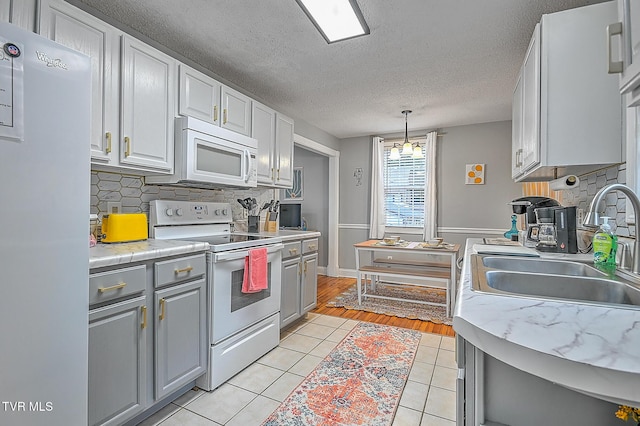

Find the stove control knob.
xmin=165 ymin=208 xmax=173 ymax=217
xmin=214 ymin=209 xmax=221 ymax=215
xmin=222 ymin=209 xmax=228 ymax=216
xmin=176 ymin=208 xmax=184 ymax=216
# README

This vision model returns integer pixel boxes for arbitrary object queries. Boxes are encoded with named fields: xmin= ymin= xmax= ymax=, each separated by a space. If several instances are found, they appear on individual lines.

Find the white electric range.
xmin=150 ymin=200 xmax=283 ymax=391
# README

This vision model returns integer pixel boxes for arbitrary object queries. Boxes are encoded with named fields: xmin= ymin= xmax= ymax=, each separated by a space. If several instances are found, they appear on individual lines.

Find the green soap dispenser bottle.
xmin=593 ymin=216 xmax=617 ymax=269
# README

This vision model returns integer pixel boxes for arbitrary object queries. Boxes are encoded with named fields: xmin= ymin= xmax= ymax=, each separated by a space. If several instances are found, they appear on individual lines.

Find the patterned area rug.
xmin=326 ymin=283 xmax=452 ymax=326
xmin=262 ymin=322 xmax=421 ymax=426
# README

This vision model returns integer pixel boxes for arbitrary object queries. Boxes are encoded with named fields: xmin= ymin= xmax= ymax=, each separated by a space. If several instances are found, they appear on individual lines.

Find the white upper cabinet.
xmin=609 ymin=0 xmax=640 ymax=106
xmin=178 ymin=64 xmax=252 ymax=136
xmin=220 ymin=85 xmax=252 ymax=136
xmin=275 ymin=113 xmax=294 ymax=187
xmin=251 ymin=101 xmax=294 ymax=188
xmin=43 ymin=1 xmax=176 ymax=175
xmin=178 ymin=64 xmax=221 ymax=125
xmin=252 ymin=101 xmax=277 ymax=184
xmin=512 ymin=2 xmax=622 ymax=182
xmin=120 ymin=36 xmax=176 ymax=172
xmin=512 ymin=24 xmax=541 ymax=179
xmin=45 ymin=0 xmax=119 ymax=163
xmin=1 ymin=0 xmax=39 ymax=32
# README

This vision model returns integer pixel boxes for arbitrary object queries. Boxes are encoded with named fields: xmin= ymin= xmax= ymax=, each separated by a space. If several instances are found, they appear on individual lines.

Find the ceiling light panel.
xmin=297 ymin=0 xmax=370 ymax=43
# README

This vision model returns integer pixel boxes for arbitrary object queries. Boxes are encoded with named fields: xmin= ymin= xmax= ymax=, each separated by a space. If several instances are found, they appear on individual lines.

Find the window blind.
xmin=383 ymin=142 xmax=426 ymax=227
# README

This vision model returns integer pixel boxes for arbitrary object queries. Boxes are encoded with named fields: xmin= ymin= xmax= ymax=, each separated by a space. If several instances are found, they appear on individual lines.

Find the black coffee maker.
xmin=528 ymin=206 xmax=578 ymax=253
xmin=509 ymin=196 xmax=561 ymax=247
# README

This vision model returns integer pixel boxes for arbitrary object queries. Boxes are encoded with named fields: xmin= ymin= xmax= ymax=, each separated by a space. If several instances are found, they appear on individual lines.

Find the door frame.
xmin=293 ymin=133 xmax=340 ymax=277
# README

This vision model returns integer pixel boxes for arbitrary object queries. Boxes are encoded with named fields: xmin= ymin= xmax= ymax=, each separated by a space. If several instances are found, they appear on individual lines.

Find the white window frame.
xmin=383 ymin=138 xmax=427 ymax=235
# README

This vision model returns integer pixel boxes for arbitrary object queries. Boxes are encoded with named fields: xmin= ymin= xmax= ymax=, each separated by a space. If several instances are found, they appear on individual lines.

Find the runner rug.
xmin=262 ymin=322 xmax=421 ymax=426
xmin=326 ymin=283 xmax=452 ymax=326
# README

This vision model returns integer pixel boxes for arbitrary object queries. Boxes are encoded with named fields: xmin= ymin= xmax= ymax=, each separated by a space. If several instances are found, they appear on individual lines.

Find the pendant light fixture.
xmin=401 ymin=110 xmax=413 ymax=155
xmin=389 ymin=143 xmax=400 ymax=160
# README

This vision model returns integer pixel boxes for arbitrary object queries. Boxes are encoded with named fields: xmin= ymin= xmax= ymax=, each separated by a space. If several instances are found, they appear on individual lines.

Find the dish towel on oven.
xmin=242 ymin=247 xmax=268 ymax=293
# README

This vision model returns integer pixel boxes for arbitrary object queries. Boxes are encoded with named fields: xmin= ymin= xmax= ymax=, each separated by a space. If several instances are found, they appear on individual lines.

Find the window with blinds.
xmin=383 ymin=141 xmax=426 ymax=227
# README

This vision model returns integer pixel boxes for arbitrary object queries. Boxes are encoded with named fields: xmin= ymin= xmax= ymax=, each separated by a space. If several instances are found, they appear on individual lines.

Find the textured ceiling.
xmin=72 ymin=0 xmax=609 ymax=139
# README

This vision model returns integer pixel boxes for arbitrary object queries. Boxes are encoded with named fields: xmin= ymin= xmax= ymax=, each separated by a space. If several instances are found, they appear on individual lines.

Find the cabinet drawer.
xmin=282 ymin=241 xmax=301 ymax=259
xmin=89 ymin=264 xmax=146 ymax=305
xmin=302 ymin=238 xmax=318 ymax=254
xmin=155 ymin=254 xmax=206 ymax=288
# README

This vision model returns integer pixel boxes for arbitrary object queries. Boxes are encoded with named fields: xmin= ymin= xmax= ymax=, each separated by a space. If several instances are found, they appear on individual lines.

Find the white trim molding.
xmin=438 ymin=227 xmax=505 ymax=235
xmin=294 ymin=133 xmax=340 ymax=277
xmin=338 ymin=223 xmax=370 ymax=230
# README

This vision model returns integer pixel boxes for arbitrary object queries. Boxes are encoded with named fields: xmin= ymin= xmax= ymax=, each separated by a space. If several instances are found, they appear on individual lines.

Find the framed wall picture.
xmin=466 ymin=164 xmax=485 ymax=184
xmin=283 ymin=167 xmax=303 ymax=200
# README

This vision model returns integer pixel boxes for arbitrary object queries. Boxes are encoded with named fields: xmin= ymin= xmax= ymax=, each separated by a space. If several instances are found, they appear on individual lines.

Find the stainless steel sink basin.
xmin=481 ymin=256 xmax=606 ymax=278
xmin=471 ymin=254 xmax=640 ymax=308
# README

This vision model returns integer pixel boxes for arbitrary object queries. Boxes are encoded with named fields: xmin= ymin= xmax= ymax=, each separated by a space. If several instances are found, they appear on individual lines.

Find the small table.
xmin=354 ymin=240 xmax=460 ymax=317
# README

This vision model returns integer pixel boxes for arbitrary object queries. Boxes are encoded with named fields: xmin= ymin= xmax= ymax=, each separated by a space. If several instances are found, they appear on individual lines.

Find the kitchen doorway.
xmin=293 ymin=134 xmax=339 ymax=277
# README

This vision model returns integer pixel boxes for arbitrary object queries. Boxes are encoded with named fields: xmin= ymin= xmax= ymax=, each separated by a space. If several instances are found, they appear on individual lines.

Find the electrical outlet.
xmin=576 ymin=208 xmax=584 ymax=225
xmin=107 ymin=202 xmax=122 ymax=214
xmin=242 ymin=208 xmax=248 ymax=218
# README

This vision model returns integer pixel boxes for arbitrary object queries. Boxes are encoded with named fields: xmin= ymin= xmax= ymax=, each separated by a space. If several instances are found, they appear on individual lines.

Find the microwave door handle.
xmin=244 ymin=150 xmax=251 ymax=183
xmin=214 ymin=243 xmax=283 ymax=262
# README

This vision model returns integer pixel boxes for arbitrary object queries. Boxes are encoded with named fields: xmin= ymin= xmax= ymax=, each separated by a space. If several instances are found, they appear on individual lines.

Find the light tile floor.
xmin=138 ymin=313 xmax=456 ymax=426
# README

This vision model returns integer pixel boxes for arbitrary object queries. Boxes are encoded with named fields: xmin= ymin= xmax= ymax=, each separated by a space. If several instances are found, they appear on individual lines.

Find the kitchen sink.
xmin=481 ymin=256 xmax=606 ymax=278
xmin=471 ymin=254 xmax=640 ymax=308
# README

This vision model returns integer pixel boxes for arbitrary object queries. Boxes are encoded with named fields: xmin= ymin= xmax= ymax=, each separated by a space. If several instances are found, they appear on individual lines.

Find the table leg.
xmin=355 ymin=247 xmax=362 ymax=304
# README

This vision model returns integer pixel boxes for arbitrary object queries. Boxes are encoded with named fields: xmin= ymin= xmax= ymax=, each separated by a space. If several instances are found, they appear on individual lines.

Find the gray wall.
xmin=286 ymin=146 xmax=330 ymax=267
xmin=337 ymin=121 xmax=522 ymax=270
xmin=293 ymin=118 xmax=341 ymax=152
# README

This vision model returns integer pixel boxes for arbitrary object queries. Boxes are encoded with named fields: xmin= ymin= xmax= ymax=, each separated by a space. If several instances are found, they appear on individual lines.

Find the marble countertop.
xmin=90 ymin=239 xmax=210 ymax=269
xmin=454 ymin=238 xmax=640 ymax=406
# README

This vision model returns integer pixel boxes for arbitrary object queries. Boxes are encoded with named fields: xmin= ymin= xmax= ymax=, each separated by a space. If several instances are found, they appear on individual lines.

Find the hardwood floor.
xmin=310 ymin=275 xmax=455 ymax=337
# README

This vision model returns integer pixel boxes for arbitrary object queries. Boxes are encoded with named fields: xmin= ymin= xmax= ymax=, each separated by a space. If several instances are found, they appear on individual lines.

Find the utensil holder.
xmin=248 ymin=215 xmax=260 ymax=233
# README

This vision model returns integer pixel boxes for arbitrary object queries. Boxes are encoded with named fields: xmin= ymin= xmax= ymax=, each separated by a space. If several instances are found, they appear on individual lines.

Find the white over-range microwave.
xmin=146 ymin=116 xmax=257 ymax=188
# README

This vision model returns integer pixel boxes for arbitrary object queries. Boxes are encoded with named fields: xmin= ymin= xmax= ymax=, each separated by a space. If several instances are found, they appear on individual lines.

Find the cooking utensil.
xmin=237 ymin=198 xmax=249 ymax=209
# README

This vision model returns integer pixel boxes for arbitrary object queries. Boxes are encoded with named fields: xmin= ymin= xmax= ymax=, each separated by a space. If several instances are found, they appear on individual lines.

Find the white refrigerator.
xmin=0 ymin=21 xmax=91 ymax=425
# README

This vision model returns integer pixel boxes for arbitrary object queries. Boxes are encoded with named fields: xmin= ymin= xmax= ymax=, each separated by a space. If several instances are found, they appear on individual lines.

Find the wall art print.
xmin=466 ymin=164 xmax=485 ymax=185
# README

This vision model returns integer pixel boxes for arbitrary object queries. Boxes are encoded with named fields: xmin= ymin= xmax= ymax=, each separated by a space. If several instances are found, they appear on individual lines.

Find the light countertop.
xmin=90 ymin=239 xmax=210 ymax=269
xmin=454 ymin=238 xmax=640 ymax=406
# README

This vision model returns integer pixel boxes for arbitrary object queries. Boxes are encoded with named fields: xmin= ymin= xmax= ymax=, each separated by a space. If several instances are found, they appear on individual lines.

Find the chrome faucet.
xmin=583 ymin=183 xmax=640 ymax=274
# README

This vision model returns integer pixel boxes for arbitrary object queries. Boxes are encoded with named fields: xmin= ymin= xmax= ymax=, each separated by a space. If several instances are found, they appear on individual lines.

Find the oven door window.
xmin=230 ymin=263 xmax=271 ymax=311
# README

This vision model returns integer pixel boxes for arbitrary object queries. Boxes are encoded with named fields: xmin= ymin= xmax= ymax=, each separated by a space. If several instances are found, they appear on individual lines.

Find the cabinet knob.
xmin=159 ymin=298 xmax=166 ymax=320
xmin=174 ymin=266 xmax=193 ymax=274
xmin=98 ymin=282 xmax=126 ymax=293
xmin=213 ymin=105 xmax=219 ymax=122
xmin=223 ymin=108 xmax=228 ymax=125
xmin=141 ymin=306 xmax=147 ymax=329
xmin=607 ymin=22 xmax=623 ymax=74
xmin=124 ymin=136 xmax=131 ymax=157
xmin=105 ymin=132 xmax=112 ymax=154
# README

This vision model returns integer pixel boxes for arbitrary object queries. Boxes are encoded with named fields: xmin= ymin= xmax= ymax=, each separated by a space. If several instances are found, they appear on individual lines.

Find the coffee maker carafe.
xmin=509 ymin=196 xmax=561 ymax=247
xmin=529 ymin=206 xmax=578 ymax=253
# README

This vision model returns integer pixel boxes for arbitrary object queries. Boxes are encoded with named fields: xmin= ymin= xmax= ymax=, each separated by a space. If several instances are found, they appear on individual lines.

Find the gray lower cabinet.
xmin=88 ymin=252 xmax=207 ymax=426
xmin=154 ymin=278 xmax=206 ymax=400
xmin=280 ymin=237 xmax=319 ymax=328
xmin=280 ymin=256 xmax=302 ymax=326
xmin=88 ymin=295 xmax=147 ymax=426
xmin=301 ymin=252 xmax=318 ymax=312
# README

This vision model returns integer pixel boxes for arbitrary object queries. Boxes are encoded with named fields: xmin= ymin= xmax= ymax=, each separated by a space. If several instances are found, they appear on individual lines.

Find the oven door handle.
xmin=214 ymin=243 xmax=283 ymax=262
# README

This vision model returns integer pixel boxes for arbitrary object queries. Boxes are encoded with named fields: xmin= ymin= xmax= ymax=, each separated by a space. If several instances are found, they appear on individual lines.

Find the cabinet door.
xmin=520 ymin=24 xmax=540 ymax=173
xmin=178 ymin=64 xmax=221 ymax=125
xmin=301 ymin=253 xmax=318 ymax=313
xmin=121 ymin=35 xmax=176 ymax=173
xmin=619 ymin=0 xmax=640 ymax=104
xmin=274 ymin=113 xmax=294 ymax=188
xmin=154 ymin=279 xmax=207 ymax=400
xmin=280 ymin=257 xmax=301 ymax=328
xmin=46 ymin=1 xmax=120 ymax=163
xmin=252 ymin=101 xmax=277 ymax=185
xmin=221 ymin=85 xmax=252 ymax=136
xmin=511 ymin=72 xmax=523 ymax=179
xmin=88 ymin=296 xmax=147 ymax=426
xmin=1 ymin=0 xmax=39 ymax=32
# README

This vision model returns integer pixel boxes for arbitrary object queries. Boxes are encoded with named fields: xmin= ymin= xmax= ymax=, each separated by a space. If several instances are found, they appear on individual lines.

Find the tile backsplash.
xmin=91 ymin=170 xmax=276 ymax=231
